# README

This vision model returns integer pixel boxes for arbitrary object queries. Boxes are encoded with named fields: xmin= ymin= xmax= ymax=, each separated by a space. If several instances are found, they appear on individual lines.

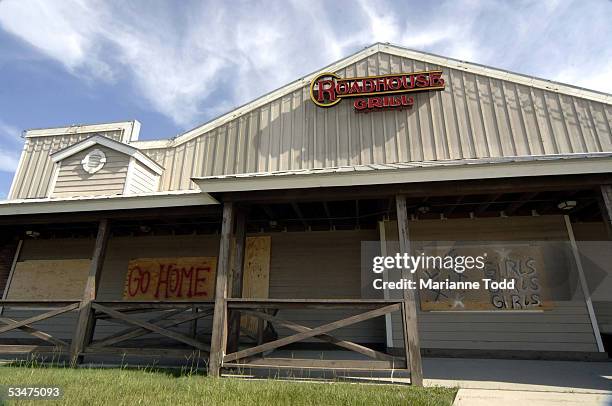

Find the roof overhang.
xmin=50 ymin=134 xmax=163 ymax=175
xmin=193 ymin=153 xmax=612 ymax=193
xmin=0 ymin=191 xmax=218 ymax=216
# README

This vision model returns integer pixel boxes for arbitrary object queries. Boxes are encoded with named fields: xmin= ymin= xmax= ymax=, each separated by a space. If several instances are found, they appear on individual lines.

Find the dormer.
xmin=48 ymin=135 xmax=163 ymax=198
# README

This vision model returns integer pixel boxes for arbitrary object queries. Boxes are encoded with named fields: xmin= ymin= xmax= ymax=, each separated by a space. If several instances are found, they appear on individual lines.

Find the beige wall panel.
xmin=127 ymin=160 xmax=159 ymax=194
xmin=544 ymin=92 xmax=571 ymax=153
xmin=291 ymin=90 xmax=305 ymax=169
xmin=225 ymin=121 xmax=238 ymax=174
xmin=268 ymin=229 xmax=385 ymax=343
xmin=52 ymin=145 xmax=129 ymax=197
xmin=245 ymin=111 xmax=259 ymax=173
xmin=451 ymin=70 xmax=477 ymax=158
xmin=530 ymin=88 xmax=558 ymax=154
xmin=464 ymin=73 xmax=490 ymax=157
xmin=258 ymin=105 xmax=271 ymax=172
xmin=591 ymin=103 xmax=612 ymax=151
xmin=476 ymin=75 xmax=501 ymax=157
xmin=11 ymin=130 xmax=125 ymax=199
xmin=516 ymin=84 xmax=544 ymax=155
xmin=269 ymin=99 xmax=282 ymax=171
xmin=381 ymin=216 xmax=600 ymax=352
xmin=216 ymin=127 xmax=227 ymax=175
xmin=559 ymin=94 xmax=586 ymax=153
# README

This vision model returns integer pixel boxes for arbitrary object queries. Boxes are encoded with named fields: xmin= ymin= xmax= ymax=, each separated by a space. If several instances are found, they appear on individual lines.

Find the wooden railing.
xmin=0 ymin=300 xmax=216 ymax=360
xmin=82 ymin=301 xmax=215 ymax=359
xmin=0 ymin=300 xmax=80 ymax=355
xmin=222 ymin=299 xmax=409 ymax=372
xmin=0 ymin=298 xmax=419 ymax=382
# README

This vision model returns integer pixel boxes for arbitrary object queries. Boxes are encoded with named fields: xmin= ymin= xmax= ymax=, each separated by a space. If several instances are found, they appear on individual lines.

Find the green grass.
xmin=0 ymin=364 xmax=457 ymax=406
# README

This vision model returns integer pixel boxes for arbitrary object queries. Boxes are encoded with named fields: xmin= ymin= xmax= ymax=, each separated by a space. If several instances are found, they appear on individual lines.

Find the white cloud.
xmin=0 ymin=0 xmax=610 ymax=133
xmin=0 ymin=120 xmax=23 ymax=173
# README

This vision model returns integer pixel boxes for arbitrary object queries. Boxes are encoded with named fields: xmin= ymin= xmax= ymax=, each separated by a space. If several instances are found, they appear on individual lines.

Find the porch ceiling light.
xmin=557 ymin=200 xmax=577 ymax=210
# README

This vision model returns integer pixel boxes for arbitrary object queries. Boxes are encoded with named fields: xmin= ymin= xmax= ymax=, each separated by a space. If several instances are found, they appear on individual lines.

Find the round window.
xmin=81 ymin=149 xmax=107 ymax=174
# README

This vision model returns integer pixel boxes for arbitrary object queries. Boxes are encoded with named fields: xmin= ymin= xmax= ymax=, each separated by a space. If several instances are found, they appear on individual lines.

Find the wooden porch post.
xmin=600 ymin=185 xmax=612 ymax=239
xmin=209 ymin=202 xmax=235 ymax=377
xmin=70 ymin=219 xmax=110 ymax=366
xmin=227 ymin=208 xmax=247 ymax=353
xmin=395 ymin=195 xmax=423 ymax=386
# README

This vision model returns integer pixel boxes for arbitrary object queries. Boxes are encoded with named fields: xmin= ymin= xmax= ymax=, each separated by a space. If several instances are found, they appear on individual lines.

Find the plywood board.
xmin=241 ymin=236 xmax=271 ymax=335
xmin=418 ymin=244 xmax=552 ymax=311
xmin=123 ymin=257 xmax=217 ymax=300
xmin=242 ymin=237 xmax=271 ymax=299
xmin=6 ymin=259 xmax=91 ymax=300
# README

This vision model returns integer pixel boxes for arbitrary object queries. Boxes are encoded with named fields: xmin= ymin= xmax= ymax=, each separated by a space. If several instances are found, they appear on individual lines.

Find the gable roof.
xmin=133 ymin=42 xmax=612 ymax=150
xmin=50 ymin=134 xmax=164 ymax=174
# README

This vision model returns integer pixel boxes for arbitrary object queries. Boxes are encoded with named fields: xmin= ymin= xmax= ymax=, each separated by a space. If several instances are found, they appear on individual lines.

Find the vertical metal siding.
xmin=10 ymin=130 xmax=124 ymax=199
xmin=9 ymin=52 xmax=612 ymax=197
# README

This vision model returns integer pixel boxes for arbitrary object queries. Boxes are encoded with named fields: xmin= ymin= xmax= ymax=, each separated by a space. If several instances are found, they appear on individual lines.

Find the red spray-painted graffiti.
xmin=123 ymin=257 xmax=217 ymax=300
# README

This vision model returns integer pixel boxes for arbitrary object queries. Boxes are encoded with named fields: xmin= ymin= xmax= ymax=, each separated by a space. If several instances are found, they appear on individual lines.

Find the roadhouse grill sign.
xmin=310 ymin=70 xmax=445 ymax=112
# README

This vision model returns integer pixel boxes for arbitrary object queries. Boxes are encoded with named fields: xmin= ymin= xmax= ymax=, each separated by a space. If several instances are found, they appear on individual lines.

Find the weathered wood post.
xmin=395 ymin=195 xmax=423 ymax=386
xmin=209 ymin=202 xmax=235 ymax=377
xmin=70 ymin=219 xmax=110 ymax=366
xmin=227 ymin=207 xmax=247 ymax=353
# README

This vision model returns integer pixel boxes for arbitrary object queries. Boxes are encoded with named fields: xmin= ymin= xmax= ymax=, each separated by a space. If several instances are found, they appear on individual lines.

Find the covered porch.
xmin=0 ymin=173 xmax=610 ymax=385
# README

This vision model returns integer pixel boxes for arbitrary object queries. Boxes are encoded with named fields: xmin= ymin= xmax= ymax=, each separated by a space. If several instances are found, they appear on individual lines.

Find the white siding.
xmin=51 ymin=145 xmax=129 ymax=198
xmin=125 ymin=160 xmax=159 ymax=194
xmin=382 ymin=216 xmax=601 ymax=352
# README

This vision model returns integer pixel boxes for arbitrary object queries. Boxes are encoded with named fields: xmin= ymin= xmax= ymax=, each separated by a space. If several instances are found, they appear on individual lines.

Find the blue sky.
xmin=0 ymin=0 xmax=611 ymax=198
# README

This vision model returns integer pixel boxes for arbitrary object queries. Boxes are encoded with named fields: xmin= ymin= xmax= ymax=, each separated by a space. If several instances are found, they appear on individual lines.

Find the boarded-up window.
xmin=6 ymin=259 xmax=91 ymax=300
xmin=122 ymin=257 xmax=217 ymax=300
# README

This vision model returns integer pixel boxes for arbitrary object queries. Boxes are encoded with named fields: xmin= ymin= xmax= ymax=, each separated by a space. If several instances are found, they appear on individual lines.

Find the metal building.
xmin=0 ymin=43 xmax=610 ymax=384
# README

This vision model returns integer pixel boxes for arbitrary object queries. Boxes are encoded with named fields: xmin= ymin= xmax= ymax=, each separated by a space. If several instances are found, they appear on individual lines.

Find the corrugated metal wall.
xmin=9 ymin=51 xmax=612 ymax=198
xmin=9 ymin=130 xmax=124 ymax=199
xmin=141 ymin=51 xmax=612 ymax=192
